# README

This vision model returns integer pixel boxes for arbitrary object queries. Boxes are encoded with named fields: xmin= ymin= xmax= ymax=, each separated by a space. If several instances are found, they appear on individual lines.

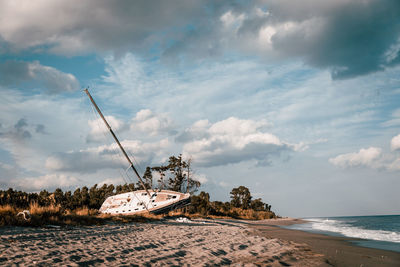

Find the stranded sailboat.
xmin=84 ymin=89 xmax=190 ymax=215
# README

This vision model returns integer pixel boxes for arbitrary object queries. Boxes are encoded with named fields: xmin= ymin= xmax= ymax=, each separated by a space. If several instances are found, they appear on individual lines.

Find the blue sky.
xmin=1 ymin=0 xmax=400 ymax=217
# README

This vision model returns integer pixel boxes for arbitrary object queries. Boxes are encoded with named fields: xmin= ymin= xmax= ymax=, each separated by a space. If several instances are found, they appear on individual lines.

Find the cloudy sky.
xmin=1 ymin=0 xmax=400 ymax=217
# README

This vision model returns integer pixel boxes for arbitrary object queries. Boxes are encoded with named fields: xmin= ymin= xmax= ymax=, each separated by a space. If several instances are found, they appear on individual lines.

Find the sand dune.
xmin=0 ymin=219 xmax=324 ymax=266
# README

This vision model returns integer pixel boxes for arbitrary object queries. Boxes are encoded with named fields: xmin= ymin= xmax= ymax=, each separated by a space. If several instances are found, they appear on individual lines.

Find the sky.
xmin=0 ymin=0 xmax=400 ymax=217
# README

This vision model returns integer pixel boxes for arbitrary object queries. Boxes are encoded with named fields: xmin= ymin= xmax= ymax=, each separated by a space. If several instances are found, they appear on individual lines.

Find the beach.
xmin=0 ymin=218 xmax=399 ymax=266
xmin=250 ymin=218 xmax=400 ymax=267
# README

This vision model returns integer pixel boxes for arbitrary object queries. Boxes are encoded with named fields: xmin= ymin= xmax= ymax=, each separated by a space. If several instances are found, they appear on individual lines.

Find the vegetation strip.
xmin=1 ymin=185 xmax=275 ymax=226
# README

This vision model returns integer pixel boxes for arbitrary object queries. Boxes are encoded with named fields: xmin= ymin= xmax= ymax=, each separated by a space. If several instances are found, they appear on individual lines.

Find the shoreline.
xmin=248 ymin=218 xmax=400 ymax=266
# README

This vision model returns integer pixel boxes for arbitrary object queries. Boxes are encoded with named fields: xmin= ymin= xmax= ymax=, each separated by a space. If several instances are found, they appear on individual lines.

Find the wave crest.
xmin=306 ymin=218 xmax=400 ymax=243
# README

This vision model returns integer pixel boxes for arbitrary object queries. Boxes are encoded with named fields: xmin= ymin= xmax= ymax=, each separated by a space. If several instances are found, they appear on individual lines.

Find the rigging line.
xmin=87 ymin=94 xmax=132 ymax=185
xmin=112 ymin=125 xmax=145 ymax=178
xmin=92 ymin=104 xmax=137 ymax=186
xmin=111 ymin=147 xmax=131 ymax=185
xmin=128 ymin=150 xmax=144 ymax=182
xmin=117 ymin=167 xmax=130 ymax=186
xmin=112 ymin=126 xmax=142 ymax=175
xmin=123 ymin=165 xmax=136 ymax=186
xmin=87 ymin=98 xmax=127 ymax=184
xmin=89 ymin=101 xmax=131 ymax=185
xmin=84 ymin=88 xmax=151 ymax=196
xmin=107 ymin=106 xmax=147 ymax=185
xmin=131 ymin=190 xmax=151 ymax=212
xmin=107 ymin=136 xmax=134 ymax=185
xmin=85 ymin=94 xmax=137 ymax=195
xmin=109 ymin=110 xmax=145 ymax=178
xmin=104 ymin=114 xmax=140 ymax=185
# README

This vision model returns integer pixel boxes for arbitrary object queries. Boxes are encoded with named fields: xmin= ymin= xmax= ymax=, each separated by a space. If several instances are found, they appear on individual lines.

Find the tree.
xmin=167 ymin=155 xmax=187 ymax=191
xmin=138 ymin=167 xmax=153 ymax=190
xmin=121 ymin=183 xmax=130 ymax=193
xmin=106 ymin=184 xmax=115 ymax=197
xmin=251 ymin=198 xmax=265 ymax=211
xmin=152 ymin=166 xmax=168 ymax=190
xmin=265 ymin=203 xmax=271 ymax=212
xmin=188 ymin=191 xmax=213 ymax=215
xmin=183 ymin=157 xmax=200 ymax=194
xmin=54 ymin=188 xmax=64 ymax=206
xmin=230 ymin=186 xmax=252 ymax=209
xmin=72 ymin=188 xmax=81 ymax=209
xmin=115 ymin=184 xmax=123 ymax=194
xmin=62 ymin=191 xmax=72 ymax=209
xmin=150 ymin=154 xmax=200 ymax=193
xmin=80 ymin=186 xmax=90 ymax=207
xmin=38 ymin=190 xmax=51 ymax=206
xmin=89 ymin=184 xmax=100 ymax=209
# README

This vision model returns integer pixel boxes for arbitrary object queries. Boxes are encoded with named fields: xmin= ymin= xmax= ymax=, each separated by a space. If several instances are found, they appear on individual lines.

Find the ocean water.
xmin=284 ymin=215 xmax=400 ymax=253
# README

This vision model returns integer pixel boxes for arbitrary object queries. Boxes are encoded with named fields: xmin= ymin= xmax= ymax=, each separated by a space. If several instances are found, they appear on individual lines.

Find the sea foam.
xmin=306 ymin=218 xmax=400 ymax=243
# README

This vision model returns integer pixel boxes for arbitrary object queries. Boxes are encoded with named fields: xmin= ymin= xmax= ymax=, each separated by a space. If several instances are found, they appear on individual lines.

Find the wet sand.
xmin=249 ymin=218 xmax=400 ymax=267
xmin=0 ymin=218 xmax=398 ymax=266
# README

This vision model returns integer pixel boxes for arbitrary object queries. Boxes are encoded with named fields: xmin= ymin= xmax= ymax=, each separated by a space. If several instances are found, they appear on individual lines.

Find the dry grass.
xmin=220 ymin=207 xmax=275 ymax=220
xmin=0 ymin=203 xmax=91 ymax=227
xmin=29 ymin=202 xmax=61 ymax=215
xmin=74 ymin=207 xmax=90 ymax=216
xmin=0 ymin=205 xmax=20 ymax=226
xmin=236 ymin=209 xmax=275 ymax=220
xmin=0 ymin=203 xmax=275 ymax=227
xmin=166 ymin=209 xmax=275 ymax=220
xmin=0 ymin=204 xmax=15 ymax=214
xmin=0 ymin=204 xmax=164 ymax=227
xmin=73 ymin=207 xmax=98 ymax=216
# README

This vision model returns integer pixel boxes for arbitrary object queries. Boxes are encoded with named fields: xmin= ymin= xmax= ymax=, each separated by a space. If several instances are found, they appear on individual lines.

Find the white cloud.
xmin=12 ymin=174 xmax=80 ymax=191
xmin=219 ymin=181 xmax=230 ymax=188
xmin=384 ymin=37 xmax=400 ymax=64
xmin=100 ymin=53 xmax=398 ymax=153
xmin=258 ymin=26 xmax=276 ymax=47
xmin=27 ymin=61 xmax=80 ymax=93
xmin=193 ymin=173 xmax=208 ymax=184
xmin=98 ymin=177 xmax=125 ymax=187
xmin=182 ymin=117 xmax=295 ymax=167
xmin=0 ymin=88 xmax=90 ymax=176
xmin=1 ymin=1 xmax=398 ymax=78
xmin=87 ymin=115 xmax=126 ymax=142
xmin=131 ymin=109 xmax=174 ymax=136
xmin=390 ymin=134 xmax=400 ymax=151
xmin=0 ymin=60 xmax=79 ymax=93
xmin=220 ymin=10 xmax=245 ymax=32
xmin=175 ymin=119 xmax=210 ymax=143
xmin=0 ymin=0 xmax=203 ymax=55
xmin=329 ymin=132 xmax=400 ymax=172
xmin=387 ymin=158 xmax=400 ymax=171
xmin=46 ymin=138 xmax=169 ymax=173
xmin=329 ymin=147 xmax=382 ymax=168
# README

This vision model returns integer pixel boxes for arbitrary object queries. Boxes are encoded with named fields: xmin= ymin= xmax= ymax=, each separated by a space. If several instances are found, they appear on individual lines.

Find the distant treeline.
xmin=0 ymin=184 xmax=134 ymax=210
xmin=188 ymin=186 xmax=274 ymax=218
xmin=0 ymin=185 xmax=275 ymax=219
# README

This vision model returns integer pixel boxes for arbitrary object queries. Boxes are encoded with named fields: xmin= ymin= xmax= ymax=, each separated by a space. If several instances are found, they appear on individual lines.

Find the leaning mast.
xmin=84 ymin=88 xmax=151 ymax=196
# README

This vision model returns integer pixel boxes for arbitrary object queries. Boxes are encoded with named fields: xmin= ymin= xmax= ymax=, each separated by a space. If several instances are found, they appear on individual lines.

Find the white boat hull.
xmin=99 ymin=190 xmax=190 ymax=215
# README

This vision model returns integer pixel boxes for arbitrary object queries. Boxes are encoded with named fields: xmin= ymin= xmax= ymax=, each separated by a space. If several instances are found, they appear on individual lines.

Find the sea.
xmin=284 ymin=215 xmax=400 ymax=253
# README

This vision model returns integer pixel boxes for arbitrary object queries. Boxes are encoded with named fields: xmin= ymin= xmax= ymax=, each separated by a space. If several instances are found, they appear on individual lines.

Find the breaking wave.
xmin=305 ymin=218 xmax=400 ymax=243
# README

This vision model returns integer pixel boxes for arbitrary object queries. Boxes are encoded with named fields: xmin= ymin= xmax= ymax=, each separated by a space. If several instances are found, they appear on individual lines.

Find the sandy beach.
xmin=0 ymin=218 xmax=398 ymax=266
